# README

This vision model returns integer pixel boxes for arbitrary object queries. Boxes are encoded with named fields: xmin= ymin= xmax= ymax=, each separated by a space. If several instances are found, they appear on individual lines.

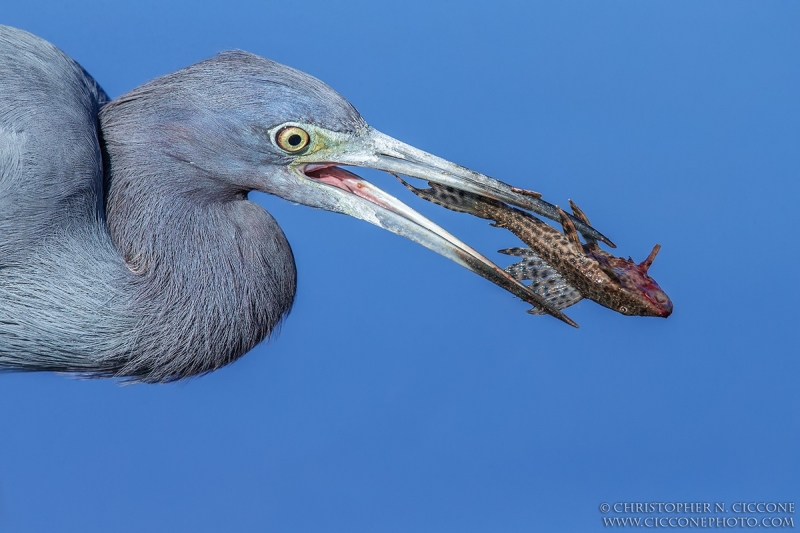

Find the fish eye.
xmin=275 ymin=126 xmax=310 ymax=153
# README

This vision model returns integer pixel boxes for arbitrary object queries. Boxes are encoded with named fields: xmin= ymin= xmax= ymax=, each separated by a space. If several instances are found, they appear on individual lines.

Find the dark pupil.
xmin=288 ymin=134 xmax=303 ymax=146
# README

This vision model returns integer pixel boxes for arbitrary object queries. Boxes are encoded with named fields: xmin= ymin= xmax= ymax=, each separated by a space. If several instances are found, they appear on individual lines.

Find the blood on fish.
xmin=402 ymin=180 xmax=673 ymax=318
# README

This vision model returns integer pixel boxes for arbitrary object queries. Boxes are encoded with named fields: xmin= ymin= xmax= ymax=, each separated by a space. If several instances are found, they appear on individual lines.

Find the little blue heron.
xmin=0 ymin=26 xmax=610 ymax=382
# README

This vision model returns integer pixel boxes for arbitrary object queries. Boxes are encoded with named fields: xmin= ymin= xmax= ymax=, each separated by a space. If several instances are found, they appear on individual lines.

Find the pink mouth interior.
xmin=304 ymin=165 xmax=393 ymax=211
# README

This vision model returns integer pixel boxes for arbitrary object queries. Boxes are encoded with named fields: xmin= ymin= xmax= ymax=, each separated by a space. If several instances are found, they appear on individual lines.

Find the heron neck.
xmin=100 ymin=139 xmax=297 ymax=382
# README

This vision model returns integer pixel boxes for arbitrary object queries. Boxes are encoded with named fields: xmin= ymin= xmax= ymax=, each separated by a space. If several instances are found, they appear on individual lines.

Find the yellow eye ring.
xmin=275 ymin=126 xmax=310 ymax=153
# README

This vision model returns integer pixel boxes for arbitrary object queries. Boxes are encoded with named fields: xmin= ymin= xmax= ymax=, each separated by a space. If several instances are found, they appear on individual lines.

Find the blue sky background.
xmin=2 ymin=1 xmax=798 ymax=531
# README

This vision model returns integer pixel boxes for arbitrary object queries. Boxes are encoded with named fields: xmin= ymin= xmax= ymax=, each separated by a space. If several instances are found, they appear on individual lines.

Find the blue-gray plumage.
xmin=0 ymin=26 xmax=613 ymax=382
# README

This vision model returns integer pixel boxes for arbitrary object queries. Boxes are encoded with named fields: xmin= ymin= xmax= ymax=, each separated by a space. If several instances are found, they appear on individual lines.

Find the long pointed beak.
xmin=280 ymin=126 xmax=611 ymax=326
xmin=332 ymin=129 xmax=615 ymax=247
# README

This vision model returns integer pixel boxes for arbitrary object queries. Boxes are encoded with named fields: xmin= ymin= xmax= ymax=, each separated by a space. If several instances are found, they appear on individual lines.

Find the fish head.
xmin=588 ymin=244 xmax=673 ymax=318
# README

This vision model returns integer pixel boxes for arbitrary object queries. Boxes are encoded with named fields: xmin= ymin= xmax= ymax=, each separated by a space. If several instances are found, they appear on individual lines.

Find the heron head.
xmin=110 ymin=51 xmax=618 ymax=325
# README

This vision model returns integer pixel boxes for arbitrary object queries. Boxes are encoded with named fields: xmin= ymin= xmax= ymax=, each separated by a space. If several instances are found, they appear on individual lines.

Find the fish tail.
xmin=395 ymin=176 xmax=500 ymax=219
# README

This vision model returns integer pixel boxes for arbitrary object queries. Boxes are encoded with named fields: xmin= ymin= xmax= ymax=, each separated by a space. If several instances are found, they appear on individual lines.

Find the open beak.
xmin=326 ymin=129 xmax=614 ymax=247
xmin=282 ymin=126 xmax=613 ymax=327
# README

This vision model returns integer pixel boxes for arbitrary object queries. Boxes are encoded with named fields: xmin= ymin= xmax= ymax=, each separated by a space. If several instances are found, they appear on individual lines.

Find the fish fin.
xmin=639 ymin=244 xmax=661 ymax=272
xmin=568 ymin=199 xmax=591 ymax=225
xmin=557 ymin=206 xmax=584 ymax=254
xmin=498 ymin=247 xmax=537 ymax=257
xmin=525 ymin=274 xmax=584 ymax=315
xmin=504 ymin=252 xmax=557 ymax=282
xmin=503 ymin=250 xmax=583 ymax=313
xmin=568 ymin=199 xmax=598 ymax=245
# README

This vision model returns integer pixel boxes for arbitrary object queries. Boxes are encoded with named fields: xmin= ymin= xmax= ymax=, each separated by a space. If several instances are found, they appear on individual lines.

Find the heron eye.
xmin=276 ymin=126 xmax=310 ymax=153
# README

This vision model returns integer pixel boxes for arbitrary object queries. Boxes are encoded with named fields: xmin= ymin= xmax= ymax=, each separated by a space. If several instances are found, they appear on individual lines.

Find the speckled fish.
xmin=402 ymin=181 xmax=673 ymax=319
